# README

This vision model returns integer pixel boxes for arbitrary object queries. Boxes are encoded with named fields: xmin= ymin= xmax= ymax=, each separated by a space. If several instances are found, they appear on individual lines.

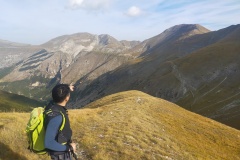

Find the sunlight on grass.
xmin=0 ymin=90 xmax=240 ymax=160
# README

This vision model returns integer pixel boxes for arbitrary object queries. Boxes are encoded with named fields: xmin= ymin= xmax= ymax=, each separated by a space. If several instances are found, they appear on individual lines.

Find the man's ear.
xmin=65 ymin=95 xmax=70 ymax=102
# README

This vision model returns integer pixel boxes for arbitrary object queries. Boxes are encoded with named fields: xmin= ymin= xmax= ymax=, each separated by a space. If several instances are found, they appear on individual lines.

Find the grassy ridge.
xmin=0 ymin=90 xmax=44 ymax=112
xmin=0 ymin=90 xmax=240 ymax=160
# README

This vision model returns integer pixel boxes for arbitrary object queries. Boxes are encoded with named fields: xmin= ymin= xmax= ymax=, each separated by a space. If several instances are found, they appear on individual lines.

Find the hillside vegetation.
xmin=175 ymin=40 xmax=240 ymax=129
xmin=0 ymin=90 xmax=44 ymax=112
xmin=0 ymin=91 xmax=240 ymax=160
xmin=74 ymin=25 xmax=240 ymax=130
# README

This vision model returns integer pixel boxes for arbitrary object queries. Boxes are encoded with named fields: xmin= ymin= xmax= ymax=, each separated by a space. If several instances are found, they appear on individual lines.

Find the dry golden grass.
xmin=0 ymin=112 xmax=49 ymax=160
xmin=0 ymin=90 xmax=240 ymax=160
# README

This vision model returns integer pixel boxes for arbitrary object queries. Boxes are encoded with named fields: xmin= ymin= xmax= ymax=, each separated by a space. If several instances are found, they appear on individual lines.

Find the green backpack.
xmin=26 ymin=107 xmax=65 ymax=154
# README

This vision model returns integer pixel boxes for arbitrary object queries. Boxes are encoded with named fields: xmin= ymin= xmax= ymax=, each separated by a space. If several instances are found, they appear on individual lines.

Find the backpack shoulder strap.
xmin=45 ymin=107 xmax=65 ymax=131
xmin=58 ymin=111 xmax=65 ymax=131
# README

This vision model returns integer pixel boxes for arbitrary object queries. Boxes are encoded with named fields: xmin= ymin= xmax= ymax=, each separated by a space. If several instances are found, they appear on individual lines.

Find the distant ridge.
xmin=0 ymin=39 xmax=30 ymax=48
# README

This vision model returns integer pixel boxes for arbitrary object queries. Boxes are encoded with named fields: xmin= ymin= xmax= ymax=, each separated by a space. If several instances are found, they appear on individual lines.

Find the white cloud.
xmin=69 ymin=0 xmax=84 ymax=8
xmin=68 ymin=0 xmax=111 ymax=10
xmin=126 ymin=6 xmax=142 ymax=17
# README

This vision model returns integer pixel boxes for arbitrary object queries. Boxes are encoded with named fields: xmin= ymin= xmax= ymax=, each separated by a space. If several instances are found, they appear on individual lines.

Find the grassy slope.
xmin=0 ymin=90 xmax=240 ymax=160
xmin=0 ymin=90 xmax=44 ymax=112
xmin=175 ymin=41 xmax=240 ymax=129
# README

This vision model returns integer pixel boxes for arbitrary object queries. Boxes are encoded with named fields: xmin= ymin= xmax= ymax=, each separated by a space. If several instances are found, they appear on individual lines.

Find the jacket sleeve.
xmin=44 ymin=115 xmax=70 ymax=151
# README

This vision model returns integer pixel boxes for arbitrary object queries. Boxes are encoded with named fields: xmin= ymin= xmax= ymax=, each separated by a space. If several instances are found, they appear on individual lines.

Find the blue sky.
xmin=0 ymin=0 xmax=239 ymax=45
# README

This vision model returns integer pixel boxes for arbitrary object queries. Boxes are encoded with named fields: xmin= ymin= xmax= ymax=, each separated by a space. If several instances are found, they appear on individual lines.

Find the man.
xmin=44 ymin=83 xmax=77 ymax=160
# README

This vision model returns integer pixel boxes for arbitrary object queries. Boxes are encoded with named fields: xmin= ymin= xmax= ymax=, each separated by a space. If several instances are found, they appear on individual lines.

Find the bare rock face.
xmin=42 ymin=33 xmax=140 ymax=56
xmin=0 ymin=32 xmax=140 ymax=100
xmin=42 ymin=33 xmax=97 ymax=57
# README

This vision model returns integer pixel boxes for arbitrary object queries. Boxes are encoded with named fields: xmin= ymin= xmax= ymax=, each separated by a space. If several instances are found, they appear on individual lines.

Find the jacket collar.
xmin=46 ymin=101 xmax=68 ymax=113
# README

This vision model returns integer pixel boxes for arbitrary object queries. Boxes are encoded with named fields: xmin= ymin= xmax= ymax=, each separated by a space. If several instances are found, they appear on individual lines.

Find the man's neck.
xmin=57 ymin=102 xmax=67 ymax=107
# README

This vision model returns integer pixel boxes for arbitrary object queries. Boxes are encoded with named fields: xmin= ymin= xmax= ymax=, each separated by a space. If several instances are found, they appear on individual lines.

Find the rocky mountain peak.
xmin=40 ymin=32 xmax=140 ymax=58
xmin=138 ymin=24 xmax=211 ymax=55
xmin=161 ymin=24 xmax=210 ymax=40
xmin=98 ymin=34 xmax=119 ymax=46
xmin=165 ymin=24 xmax=209 ymax=32
xmin=41 ymin=32 xmax=98 ymax=56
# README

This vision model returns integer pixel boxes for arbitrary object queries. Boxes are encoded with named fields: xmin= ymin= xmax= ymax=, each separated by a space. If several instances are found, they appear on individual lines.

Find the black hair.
xmin=52 ymin=84 xmax=70 ymax=103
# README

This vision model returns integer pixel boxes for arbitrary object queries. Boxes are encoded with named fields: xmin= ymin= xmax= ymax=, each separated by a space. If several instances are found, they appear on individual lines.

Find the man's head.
xmin=52 ymin=84 xmax=71 ymax=104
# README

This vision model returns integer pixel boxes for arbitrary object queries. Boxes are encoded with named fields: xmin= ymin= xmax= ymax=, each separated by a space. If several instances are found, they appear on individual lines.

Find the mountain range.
xmin=0 ymin=24 xmax=240 ymax=129
xmin=74 ymin=24 xmax=240 ymax=129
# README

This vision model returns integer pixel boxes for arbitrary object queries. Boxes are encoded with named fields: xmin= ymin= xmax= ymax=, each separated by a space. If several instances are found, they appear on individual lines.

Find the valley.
xmin=0 ymin=24 xmax=240 ymax=130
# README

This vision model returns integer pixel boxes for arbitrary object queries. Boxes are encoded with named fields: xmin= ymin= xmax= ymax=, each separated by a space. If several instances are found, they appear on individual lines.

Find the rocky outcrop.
xmin=0 ymin=33 xmax=140 ymax=100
